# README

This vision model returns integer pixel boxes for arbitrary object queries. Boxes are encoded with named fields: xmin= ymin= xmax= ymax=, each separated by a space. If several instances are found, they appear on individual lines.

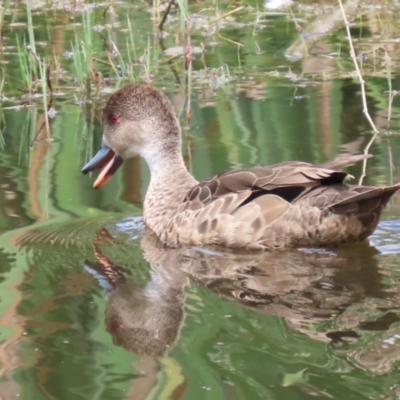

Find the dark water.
xmin=1 ymin=1 xmax=400 ymax=399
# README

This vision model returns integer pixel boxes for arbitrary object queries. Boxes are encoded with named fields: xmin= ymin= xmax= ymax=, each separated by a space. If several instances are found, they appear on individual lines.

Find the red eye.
xmin=114 ymin=321 xmax=123 ymax=330
xmin=110 ymin=113 xmax=119 ymax=124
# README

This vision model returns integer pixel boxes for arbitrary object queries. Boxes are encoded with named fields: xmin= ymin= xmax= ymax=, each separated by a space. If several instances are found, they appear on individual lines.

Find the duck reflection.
xmin=87 ymin=227 xmax=385 ymax=357
xmin=85 ymin=229 xmax=188 ymax=357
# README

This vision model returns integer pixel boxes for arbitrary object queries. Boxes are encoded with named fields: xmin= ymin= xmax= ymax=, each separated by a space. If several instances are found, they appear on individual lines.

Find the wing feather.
xmin=178 ymin=158 xmax=374 ymax=245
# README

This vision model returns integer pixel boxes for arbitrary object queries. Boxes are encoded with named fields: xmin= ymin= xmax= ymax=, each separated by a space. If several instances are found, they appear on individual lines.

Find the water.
xmin=1 ymin=1 xmax=400 ymax=399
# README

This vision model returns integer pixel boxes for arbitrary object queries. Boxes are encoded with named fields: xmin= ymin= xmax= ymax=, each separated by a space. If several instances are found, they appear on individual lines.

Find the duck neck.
xmin=141 ymin=140 xmax=198 ymax=227
xmin=142 ymin=140 xmax=188 ymax=182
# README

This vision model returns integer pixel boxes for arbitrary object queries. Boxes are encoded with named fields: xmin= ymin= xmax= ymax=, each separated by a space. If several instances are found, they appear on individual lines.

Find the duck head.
xmin=82 ymin=84 xmax=182 ymax=188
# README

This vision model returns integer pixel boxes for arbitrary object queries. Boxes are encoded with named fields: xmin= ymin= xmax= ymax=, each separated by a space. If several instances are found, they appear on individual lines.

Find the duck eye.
xmin=110 ymin=113 xmax=119 ymax=124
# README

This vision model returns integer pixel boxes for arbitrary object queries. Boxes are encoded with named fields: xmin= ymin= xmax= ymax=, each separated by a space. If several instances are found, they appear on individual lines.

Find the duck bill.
xmin=82 ymin=142 xmax=124 ymax=189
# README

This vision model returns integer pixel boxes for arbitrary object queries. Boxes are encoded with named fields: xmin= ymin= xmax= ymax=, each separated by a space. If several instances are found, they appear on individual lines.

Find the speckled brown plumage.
xmin=83 ymin=84 xmax=400 ymax=250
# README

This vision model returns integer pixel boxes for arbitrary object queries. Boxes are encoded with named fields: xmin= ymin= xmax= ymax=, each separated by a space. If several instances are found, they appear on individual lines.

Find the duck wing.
xmin=183 ymin=161 xmax=350 ymax=211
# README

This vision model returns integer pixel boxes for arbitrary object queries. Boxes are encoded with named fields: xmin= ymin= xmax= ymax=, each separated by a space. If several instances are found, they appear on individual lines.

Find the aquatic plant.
xmin=16 ymin=36 xmax=36 ymax=96
xmin=71 ymin=36 xmax=86 ymax=93
xmin=70 ymin=7 xmax=94 ymax=99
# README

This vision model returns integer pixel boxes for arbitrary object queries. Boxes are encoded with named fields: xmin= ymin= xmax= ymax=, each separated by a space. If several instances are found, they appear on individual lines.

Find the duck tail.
xmin=331 ymin=182 xmax=399 ymax=225
xmin=329 ymin=183 xmax=400 ymax=241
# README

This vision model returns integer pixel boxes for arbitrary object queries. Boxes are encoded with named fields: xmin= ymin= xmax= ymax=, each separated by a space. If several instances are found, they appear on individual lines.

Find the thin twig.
xmin=41 ymin=60 xmax=50 ymax=140
xmin=358 ymin=132 xmax=380 ymax=184
xmin=338 ymin=0 xmax=379 ymax=184
xmin=157 ymin=6 xmax=181 ymax=86
xmin=159 ymin=0 xmax=175 ymax=31
xmin=385 ymin=50 xmax=394 ymax=128
xmin=92 ymin=58 xmax=112 ymax=67
xmin=288 ymin=6 xmax=308 ymax=57
xmin=46 ymin=62 xmax=54 ymax=111
xmin=208 ymin=6 xmax=244 ymax=25
xmin=30 ymin=121 xmax=46 ymax=147
xmin=218 ymin=34 xmax=243 ymax=47
xmin=158 ymin=38 xmax=181 ymax=85
xmin=387 ymin=138 xmax=394 ymax=186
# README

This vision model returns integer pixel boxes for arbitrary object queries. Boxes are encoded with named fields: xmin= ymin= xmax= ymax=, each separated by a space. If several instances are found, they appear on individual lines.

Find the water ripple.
xmin=370 ymin=219 xmax=400 ymax=255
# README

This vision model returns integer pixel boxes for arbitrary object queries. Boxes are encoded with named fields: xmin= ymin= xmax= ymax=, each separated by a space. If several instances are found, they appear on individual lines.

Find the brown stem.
xmin=159 ymin=0 xmax=175 ymax=31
